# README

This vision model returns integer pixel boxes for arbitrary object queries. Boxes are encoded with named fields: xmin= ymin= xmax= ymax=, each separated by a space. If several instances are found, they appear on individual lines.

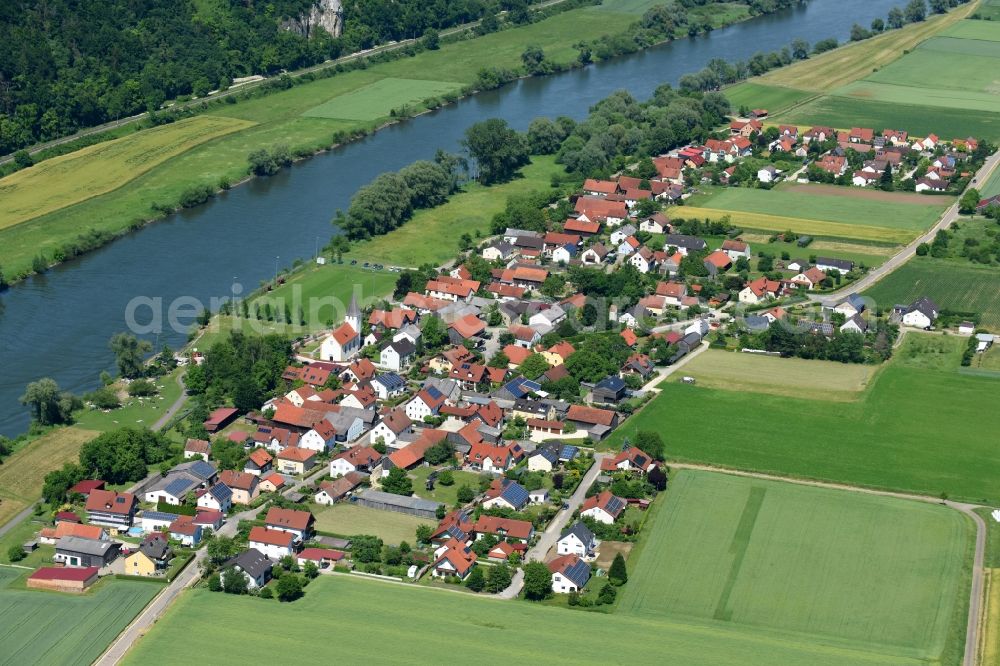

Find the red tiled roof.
xmin=85 ymin=489 xmax=135 ymax=515
xmin=30 ymin=566 xmax=98 ymax=582
xmin=567 ymin=404 xmax=616 ymax=426
xmin=503 ymin=344 xmax=532 ymax=365
xmin=298 ymin=547 xmax=345 ymax=562
xmin=449 ymin=314 xmax=486 ymax=339
xmin=249 ymin=526 xmax=294 ymax=547
xmin=473 ymin=515 xmax=533 ymax=540
xmin=69 ymin=480 xmax=105 ymax=496
xmin=219 ymin=470 xmax=259 ymax=491
xmin=248 ymin=449 xmax=272 ymax=467
xmin=278 ymin=446 xmax=316 ymax=463
xmin=265 ymin=507 xmax=314 ymax=531
xmin=563 ymin=218 xmax=601 ymax=234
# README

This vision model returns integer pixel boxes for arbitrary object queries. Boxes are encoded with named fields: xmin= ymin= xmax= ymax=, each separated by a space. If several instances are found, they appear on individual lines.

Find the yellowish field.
xmin=981 ymin=569 xmax=1000 ymax=666
xmin=0 ymin=116 xmax=254 ymax=230
xmin=758 ymin=3 xmax=975 ymax=91
xmin=670 ymin=349 xmax=878 ymax=401
xmin=0 ymin=427 xmax=98 ymax=526
xmin=678 ymin=206 xmax=916 ymax=244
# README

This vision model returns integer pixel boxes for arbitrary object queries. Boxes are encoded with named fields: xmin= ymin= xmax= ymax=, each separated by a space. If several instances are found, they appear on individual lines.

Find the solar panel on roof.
xmin=501 ymin=481 xmax=529 ymax=509
xmin=189 ymin=460 xmax=217 ymax=479
xmin=164 ymin=477 xmax=195 ymax=497
xmin=606 ymin=495 xmax=626 ymax=514
xmin=564 ymin=558 xmax=591 ymax=587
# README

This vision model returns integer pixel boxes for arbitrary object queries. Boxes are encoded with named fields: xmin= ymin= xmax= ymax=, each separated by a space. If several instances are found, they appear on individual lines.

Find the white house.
xmin=369 ymin=409 xmax=412 ymax=446
xmin=579 ymin=491 xmax=625 ymax=525
xmin=557 ymin=522 xmax=597 ymax=559
xmin=628 ymin=247 xmax=657 ymax=274
xmin=757 ymin=166 xmax=778 ymax=183
xmin=551 ymin=244 xmax=578 ymax=264
xmin=840 ymin=314 xmax=868 ymax=334
xmin=299 ymin=419 xmax=337 ymax=452
xmin=404 ymin=387 xmax=446 ymax=422
xmin=900 ymin=297 xmax=939 ymax=329
xmin=196 ymin=483 xmax=233 ymax=514
xmin=248 ymin=526 xmax=296 ymax=560
xmin=720 ymin=239 xmax=750 ymax=261
xmin=527 ymin=448 xmax=558 ymax=473
xmin=371 ymin=373 xmax=407 ymax=400
xmin=609 ymin=224 xmax=636 ymax=246
xmin=330 ymin=446 xmax=382 ymax=477
xmin=319 ymin=295 xmax=362 ymax=362
xmin=580 ymin=243 xmax=609 ymax=265
xmin=379 ymin=339 xmax=415 ymax=372
xmin=222 ymin=549 xmax=271 ymax=589
xmin=548 ymin=554 xmax=591 ymax=593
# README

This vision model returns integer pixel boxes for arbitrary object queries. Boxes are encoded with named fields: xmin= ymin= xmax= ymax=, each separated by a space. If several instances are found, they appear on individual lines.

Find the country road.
xmin=815 ymin=150 xmax=1000 ymax=305
xmin=668 ymin=461 xmax=989 ymax=666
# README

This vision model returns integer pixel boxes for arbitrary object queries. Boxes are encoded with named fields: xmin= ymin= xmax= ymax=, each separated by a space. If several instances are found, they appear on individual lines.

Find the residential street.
xmin=815 ymin=150 xmax=1000 ymax=305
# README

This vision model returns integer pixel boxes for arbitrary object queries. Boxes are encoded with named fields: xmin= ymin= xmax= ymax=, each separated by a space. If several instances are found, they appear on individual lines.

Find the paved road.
xmin=668 ymin=461 xmax=988 ymax=666
xmin=152 ymin=373 xmax=188 ymax=431
xmin=498 ymin=453 xmax=606 ymax=599
xmin=814 ymin=150 xmax=1000 ymax=305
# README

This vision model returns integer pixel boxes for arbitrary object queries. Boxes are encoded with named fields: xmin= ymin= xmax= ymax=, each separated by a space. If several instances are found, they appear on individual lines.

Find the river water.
xmin=0 ymin=0 xmax=902 ymax=436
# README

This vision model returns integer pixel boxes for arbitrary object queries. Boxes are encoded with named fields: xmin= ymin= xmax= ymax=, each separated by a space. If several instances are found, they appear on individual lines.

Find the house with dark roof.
xmin=601 ymin=447 xmax=657 ymax=474
xmin=55 ymin=536 xmax=121 ymax=568
xmin=557 ymin=522 xmax=597 ymax=559
xmin=481 ymin=478 xmax=530 ymax=511
xmin=196 ymin=483 xmax=233 ymax=513
xmin=549 ymin=554 xmax=591 ymax=593
xmin=371 ymin=373 xmax=407 ymax=400
xmin=899 ymin=296 xmax=939 ymax=329
xmin=592 ymin=375 xmax=627 ymax=405
xmin=580 ymin=490 xmax=626 ymax=524
xmin=223 ymin=549 xmax=273 ymax=589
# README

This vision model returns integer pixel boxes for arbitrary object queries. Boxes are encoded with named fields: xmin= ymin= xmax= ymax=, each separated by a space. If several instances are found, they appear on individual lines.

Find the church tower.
xmin=345 ymin=293 xmax=361 ymax=334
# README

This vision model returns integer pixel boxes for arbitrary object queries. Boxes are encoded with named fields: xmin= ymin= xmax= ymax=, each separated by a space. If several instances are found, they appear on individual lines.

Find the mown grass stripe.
xmin=713 ymin=485 xmax=767 ymax=621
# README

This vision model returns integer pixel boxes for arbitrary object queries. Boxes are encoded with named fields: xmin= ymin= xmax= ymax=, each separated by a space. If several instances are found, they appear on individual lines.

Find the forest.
xmin=0 ymin=0 xmax=499 ymax=154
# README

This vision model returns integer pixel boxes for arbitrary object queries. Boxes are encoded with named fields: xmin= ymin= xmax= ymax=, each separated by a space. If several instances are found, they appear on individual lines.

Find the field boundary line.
xmin=713 ymin=485 xmax=766 ymax=621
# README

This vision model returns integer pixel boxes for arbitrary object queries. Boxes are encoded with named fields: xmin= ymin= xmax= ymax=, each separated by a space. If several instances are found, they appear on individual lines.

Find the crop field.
xmin=694 ymin=187 xmax=947 ymax=231
xmin=125 ymin=573 xmax=933 ymax=665
xmin=982 ymin=165 xmax=1000 ymax=197
xmin=0 ymin=116 xmax=252 ymax=231
xmin=619 ymin=471 xmax=970 ymax=663
xmin=303 ymin=78 xmax=463 ymax=121
xmin=674 ymin=349 xmax=877 ymax=401
xmin=974 ymin=0 xmax=1000 ymax=20
xmin=312 ymin=503 xmax=434 ymax=545
xmin=613 ymin=332 xmax=1000 ymax=503
xmin=942 ymin=18 xmax=1000 ymax=39
xmin=0 ymin=567 xmax=160 ymax=666
xmin=0 ymin=427 xmax=97 ymax=527
xmin=864 ymin=259 xmax=1000 ymax=329
xmin=723 ymin=83 xmax=816 ymax=114
xmin=679 ymin=206 xmax=918 ymax=244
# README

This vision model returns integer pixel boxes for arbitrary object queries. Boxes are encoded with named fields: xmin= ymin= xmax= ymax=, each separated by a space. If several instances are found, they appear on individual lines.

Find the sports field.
xmin=303 ymin=78 xmax=463 ymax=121
xmin=674 ymin=349 xmax=877 ymax=401
xmin=0 ymin=427 xmax=97 ymax=527
xmin=612 ymin=333 xmax=1000 ymax=503
xmin=619 ymin=471 xmax=970 ymax=663
xmin=864 ymin=259 xmax=1000 ymax=329
xmin=0 ymin=116 xmax=252 ymax=231
xmin=312 ymin=503 xmax=434 ymax=545
xmin=125 ymin=569 xmax=934 ymax=665
xmin=0 ymin=567 xmax=160 ymax=666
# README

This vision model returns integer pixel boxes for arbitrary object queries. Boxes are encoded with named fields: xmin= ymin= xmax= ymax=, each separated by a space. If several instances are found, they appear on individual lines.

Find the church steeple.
xmin=345 ymin=293 xmax=361 ymax=333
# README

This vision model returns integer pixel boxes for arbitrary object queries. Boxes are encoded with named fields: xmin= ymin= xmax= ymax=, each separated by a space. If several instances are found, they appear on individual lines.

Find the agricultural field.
xmin=311 ymin=503 xmax=434 ymax=545
xmin=0 ymin=567 xmax=161 ymax=666
xmin=612 ymin=332 xmax=1000 ymax=503
xmin=723 ymin=83 xmax=816 ymax=115
xmin=0 ymin=116 xmax=253 ymax=232
xmin=864 ymin=259 xmax=1000 ymax=329
xmin=125 ymin=572 xmax=928 ymax=665
xmin=982 ymin=164 xmax=1000 ymax=197
xmin=973 ymin=0 xmax=1000 ymax=20
xmin=619 ymin=471 xmax=970 ymax=664
xmin=0 ymin=427 xmax=97 ymax=528
xmin=303 ymin=78 xmax=464 ymax=121
xmin=674 ymin=349 xmax=877 ymax=401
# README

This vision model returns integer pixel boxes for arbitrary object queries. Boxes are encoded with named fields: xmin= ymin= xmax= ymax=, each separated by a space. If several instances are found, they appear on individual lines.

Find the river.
xmin=0 ymin=0 xmax=903 ymax=436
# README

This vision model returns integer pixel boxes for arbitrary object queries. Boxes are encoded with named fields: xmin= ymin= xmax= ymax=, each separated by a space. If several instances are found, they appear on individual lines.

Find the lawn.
xmin=71 ymin=369 xmax=185 ymax=433
xmin=612 ymin=332 xmax=1000 ymax=503
xmin=982 ymin=163 xmax=1000 ymax=197
xmin=723 ymin=82 xmax=816 ymax=115
xmin=124 ymin=571 xmax=932 ymax=665
xmin=408 ymin=466 xmax=482 ymax=506
xmin=0 ymin=566 xmax=161 ymax=666
xmin=0 ymin=116 xmax=253 ymax=232
xmin=758 ymin=3 xmax=976 ymax=92
xmin=694 ymin=187 xmax=947 ymax=232
xmin=673 ymin=348 xmax=877 ymax=401
xmin=303 ymin=78 xmax=464 ymax=121
xmin=311 ymin=502 xmax=434 ymax=545
xmin=618 ymin=470 xmax=971 ymax=664
xmin=679 ymin=206 xmax=919 ymax=244
xmin=0 ymin=427 xmax=98 ymax=528
xmin=864 ymin=258 xmax=1000 ymax=329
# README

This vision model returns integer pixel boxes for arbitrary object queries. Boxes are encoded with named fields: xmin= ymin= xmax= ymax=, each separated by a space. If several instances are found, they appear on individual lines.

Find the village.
xmin=11 ymin=117 xmax=991 ymax=605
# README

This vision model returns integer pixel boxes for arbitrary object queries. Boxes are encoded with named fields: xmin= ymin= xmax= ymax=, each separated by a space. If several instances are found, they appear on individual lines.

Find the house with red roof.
xmin=431 ymin=538 xmax=478 ymax=580
xmin=566 ymin=405 xmax=619 ymax=439
xmin=85 ymin=489 xmax=138 ymax=530
xmin=467 ymin=441 xmax=523 ymax=474
xmin=68 ymin=480 xmax=105 ymax=498
xmin=330 ymin=446 xmax=383 ymax=477
xmin=472 ymin=515 xmax=534 ymax=542
xmin=265 ymin=507 xmax=314 ymax=543
xmin=219 ymin=470 xmax=260 ymax=505
xmin=739 ymin=277 xmax=783 ymax=305
xmin=297 ymin=548 xmax=345 ymax=568
xmin=244 ymin=448 xmax=273 ymax=476
xmin=601 ymin=447 xmax=657 ymax=474
xmin=369 ymin=408 xmax=414 ymax=447
xmin=248 ymin=526 xmax=296 ymax=560
xmin=580 ymin=490 xmax=626 ymax=524
xmin=548 ymin=554 xmax=591 ymax=593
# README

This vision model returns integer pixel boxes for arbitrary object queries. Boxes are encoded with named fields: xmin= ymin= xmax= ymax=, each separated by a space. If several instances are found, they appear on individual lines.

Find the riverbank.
xmin=0 ymin=0 xmax=754 ymax=283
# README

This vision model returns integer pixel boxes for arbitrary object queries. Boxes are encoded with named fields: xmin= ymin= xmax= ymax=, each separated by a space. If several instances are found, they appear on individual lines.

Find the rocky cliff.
xmin=282 ymin=0 xmax=343 ymax=38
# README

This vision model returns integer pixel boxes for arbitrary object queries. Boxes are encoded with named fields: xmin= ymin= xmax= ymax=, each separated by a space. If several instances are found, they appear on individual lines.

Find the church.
xmin=320 ymin=294 xmax=362 ymax=362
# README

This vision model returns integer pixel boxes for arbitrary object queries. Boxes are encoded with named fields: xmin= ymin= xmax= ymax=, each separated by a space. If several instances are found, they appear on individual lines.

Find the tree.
xmin=7 ymin=544 xmax=25 ymax=562
xmin=415 ymin=524 xmax=433 ymax=544
xmin=960 ymin=188 xmax=981 ymax=215
xmin=488 ymin=350 xmax=510 ymax=368
xmin=222 ymin=569 xmax=249 ymax=594
xmin=207 ymin=573 xmax=222 ymax=591
xmin=879 ymin=163 xmax=894 ymax=191
xmin=870 ymin=17 xmax=885 ymax=32
xmin=648 ymin=466 xmax=668 ymax=491
xmin=425 ymin=440 xmax=455 ymax=465
xmin=609 ymin=552 xmax=628 ymax=585
xmin=351 ymin=535 xmax=384 ymax=563
xmin=382 ymin=466 xmax=413 ymax=496
xmin=790 ymin=38 xmax=810 ymax=60
xmin=520 ymin=45 xmax=548 ymax=75
xmin=462 ymin=119 xmax=529 ymax=184
xmin=887 ymin=6 xmax=905 ymax=28
xmin=206 ymin=535 xmax=241 ymax=565
xmin=86 ymin=386 xmax=121 ymax=410
xmin=42 ymin=462 xmax=86 ymax=505
xmin=523 ymin=561 xmax=553 ymax=600
xmin=916 ymin=242 xmax=930 ymax=256
xmin=633 ymin=431 xmax=665 ymax=460
xmin=456 ymin=485 xmax=476 ymax=504
xmin=904 ymin=0 xmax=927 ymax=22
xmin=465 ymin=565 xmax=486 ymax=592
xmin=849 ymin=23 xmax=870 ymax=41
xmin=422 ymin=27 xmax=440 ymax=50
xmin=276 ymin=573 xmax=304 ymax=601
xmin=79 ymin=427 xmax=172 ymax=484
xmin=928 ymin=0 xmax=948 ymax=14
xmin=109 ymin=332 xmax=152 ymax=379
xmin=518 ymin=353 xmax=551 ymax=380
xmin=598 ymin=581 xmax=618 ymax=604
xmin=420 ymin=315 xmax=449 ymax=350
xmin=437 ymin=470 xmax=455 ymax=486
xmin=526 ymin=117 xmax=564 ymax=155
xmin=20 ymin=378 xmax=79 ymax=426
xmin=486 ymin=562 xmax=513 ymax=593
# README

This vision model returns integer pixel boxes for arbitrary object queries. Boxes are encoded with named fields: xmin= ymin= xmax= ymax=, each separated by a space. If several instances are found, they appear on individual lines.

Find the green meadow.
xmin=723 ymin=82 xmax=816 ymax=114
xmin=612 ymin=333 xmax=1000 ymax=503
xmin=865 ymin=258 xmax=1000 ymax=329
xmin=620 ymin=471 xmax=971 ymax=665
xmin=303 ymin=78 xmax=463 ymax=120
xmin=0 ymin=567 xmax=160 ymax=666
